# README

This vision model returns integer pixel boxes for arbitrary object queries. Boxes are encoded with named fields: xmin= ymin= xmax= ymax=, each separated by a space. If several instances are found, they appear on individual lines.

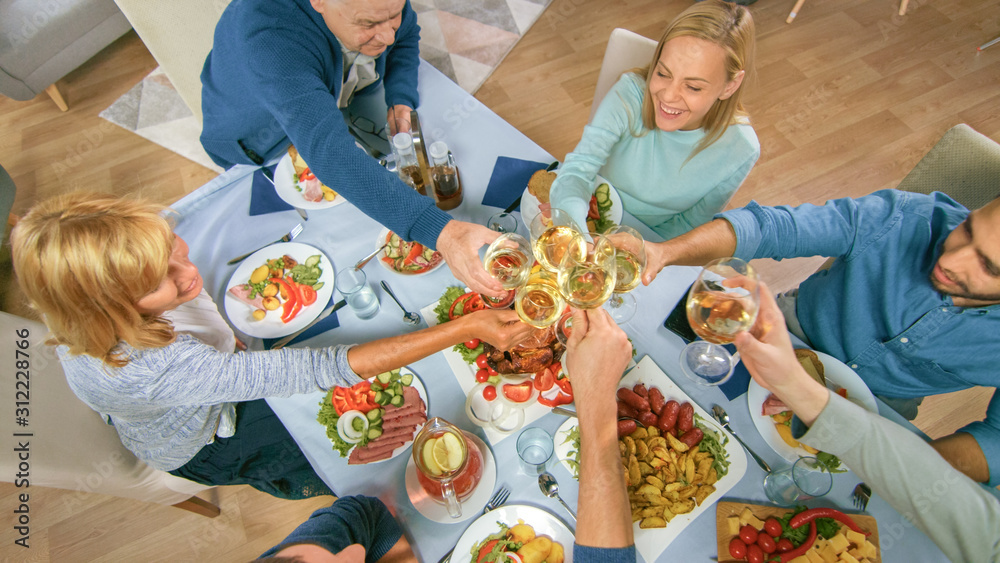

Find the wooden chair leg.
xmin=899 ymin=0 xmax=910 ymax=15
xmin=787 ymin=0 xmax=807 ymax=24
xmin=44 ymin=83 xmax=69 ymax=112
xmin=172 ymin=495 xmax=221 ymax=518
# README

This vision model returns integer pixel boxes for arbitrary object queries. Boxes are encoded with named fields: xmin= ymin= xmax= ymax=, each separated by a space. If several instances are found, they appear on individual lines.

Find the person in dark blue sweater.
xmin=201 ymin=0 xmax=503 ymax=296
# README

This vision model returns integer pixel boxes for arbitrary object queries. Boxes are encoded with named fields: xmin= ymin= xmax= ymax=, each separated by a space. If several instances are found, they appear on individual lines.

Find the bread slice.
xmin=288 ymin=145 xmax=308 ymax=177
xmin=794 ymin=348 xmax=826 ymax=387
xmin=527 ymin=170 xmax=557 ymax=204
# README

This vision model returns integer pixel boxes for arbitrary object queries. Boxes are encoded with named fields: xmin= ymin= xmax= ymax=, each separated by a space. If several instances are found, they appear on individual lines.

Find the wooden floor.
xmin=1 ymin=0 xmax=998 ymax=560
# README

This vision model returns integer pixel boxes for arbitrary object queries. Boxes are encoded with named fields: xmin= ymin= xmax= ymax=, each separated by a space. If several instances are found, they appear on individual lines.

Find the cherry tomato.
xmin=482 ymin=385 xmax=497 ymax=401
xmin=757 ymin=533 xmax=777 ymax=554
xmin=739 ymin=524 xmax=758 ymax=545
xmin=486 ymin=365 xmax=499 ymax=377
xmin=763 ymin=517 xmax=783 ymax=538
xmin=475 ymin=368 xmax=490 ymax=383
xmin=475 ymin=354 xmax=489 ymax=369
xmin=776 ymin=538 xmax=795 ymax=553
xmin=464 ymin=339 xmax=481 ymax=349
xmin=728 ymin=538 xmax=747 ymax=559
xmin=746 ymin=544 xmax=764 ymax=563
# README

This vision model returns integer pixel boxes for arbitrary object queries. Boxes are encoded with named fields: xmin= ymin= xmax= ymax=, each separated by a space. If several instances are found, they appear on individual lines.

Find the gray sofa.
xmin=0 ymin=0 xmax=132 ymax=109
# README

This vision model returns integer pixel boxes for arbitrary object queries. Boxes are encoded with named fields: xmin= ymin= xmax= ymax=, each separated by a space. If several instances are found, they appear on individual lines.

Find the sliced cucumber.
xmin=390 ymin=394 xmax=404 ymax=407
xmin=305 ymin=255 xmax=322 ymax=268
xmin=351 ymin=417 xmax=366 ymax=432
xmin=312 ymin=282 xmax=325 ymax=291
xmin=370 ymin=381 xmax=383 ymax=392
xmin=366 ymin=409 xmax=382 ymax=422
xmin=400 ymin=373 xmax=413 ymax=386
xmin=392 ymin=382 xmax=404 ymax=396
xmin=373 ymin=391 xmax=386 ymax=405
xmin=367 ymin=427 xmax=383 ymax=440
xmin=376 ymin=371 xmax=392 ymax=384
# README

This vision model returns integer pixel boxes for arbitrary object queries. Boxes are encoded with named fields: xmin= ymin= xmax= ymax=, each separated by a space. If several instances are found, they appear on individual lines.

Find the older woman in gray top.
xmin=12 ymin=192 xmax=533 ymax=499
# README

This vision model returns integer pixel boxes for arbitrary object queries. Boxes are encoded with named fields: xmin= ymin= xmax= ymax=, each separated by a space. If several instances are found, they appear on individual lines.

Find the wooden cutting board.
xmin=715 ymin=501 xmax=881 ymax=563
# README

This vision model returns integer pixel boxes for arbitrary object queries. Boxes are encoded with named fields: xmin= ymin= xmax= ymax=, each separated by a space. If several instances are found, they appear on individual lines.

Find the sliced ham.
xmin=227 ymin=283 xmax=263 ymax=309
xmin=346 ymin=384 xmax=427 ymax=464
xmin=301 ymin=176 xmax=323 ymax=202
xmin=348 ymin=439 xmax=407 ymax=464
xmin=761 ymin=393 xmax=789 ymax=417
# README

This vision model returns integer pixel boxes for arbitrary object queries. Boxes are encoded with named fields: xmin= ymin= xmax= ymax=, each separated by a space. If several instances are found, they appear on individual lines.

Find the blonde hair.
xmin=11 ymin=192 xmax=177 ymax=367
xmin=635 ymin=0 xmax=755 ymax=159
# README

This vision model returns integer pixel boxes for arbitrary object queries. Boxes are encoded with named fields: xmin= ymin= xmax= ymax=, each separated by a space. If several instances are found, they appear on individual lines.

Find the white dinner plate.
xmin=747 ymin=350 xmax=878 ymax=466
xmin=404 ymin=433 xmax=497 ymax=524
xmin=450 ymin=504 xmax=575 ymax=563
xmin=553 ymin=417 xmax=580 ymax=478
xmin=323 ymin=367 xmax=428 ymax=464
xmin=617 ymin=355 xmax=748 ymax=563
xmin=520 ymin=173 xmax=624 ymax=233
xmin=223 ymin=242 xmax=335 ymax=338
xmin=273 ymin=151 xmax=347 ymax=210
xmin=375 ymin=227 xmax=446 ymax=276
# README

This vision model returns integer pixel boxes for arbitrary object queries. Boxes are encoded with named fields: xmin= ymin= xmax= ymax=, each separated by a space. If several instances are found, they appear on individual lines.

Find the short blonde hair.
xmin=636 ymin=0 xmax=756 ymax=158
xmin=12 ymin=192 xmax=177 ymax=367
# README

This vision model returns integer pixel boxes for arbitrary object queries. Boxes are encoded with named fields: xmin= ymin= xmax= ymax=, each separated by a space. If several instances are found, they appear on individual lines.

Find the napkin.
xmin=719 ymin=344 xmax=752 ymax=400
xmin=481 ymin=156 xmax=550 ymax=211
xmin=262 ymin=297 xmax=341 ymax=349
xmin=249 ymin=164 xmax=295 ymax=216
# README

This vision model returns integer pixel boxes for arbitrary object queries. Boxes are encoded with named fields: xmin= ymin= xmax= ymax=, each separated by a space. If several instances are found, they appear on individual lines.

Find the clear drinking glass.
xmin=516 ymin=427 xmax=554 ymax=475
xmin=487 ymin=212 xmax=518 ymax=234
xmin=603 ymin=225 xmax=646 ymax=323
xmin=335 ymin=267 xmax=380 ymax=320
xmin=763 ymin=457 xmax=833 ymax=506
xmin=679 ymin=257 xmax=759 ymax=386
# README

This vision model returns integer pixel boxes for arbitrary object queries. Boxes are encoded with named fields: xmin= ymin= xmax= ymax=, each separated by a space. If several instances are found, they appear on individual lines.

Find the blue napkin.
xmin=249 ymin=165 xmax=294 ymax=216
xmin=719 ymin=344 xmax=752 ymax=400
xmin=481 ymin=156 xmax=550 ymax=211
xmin=263 ymin=296 xmax=341 ymax=349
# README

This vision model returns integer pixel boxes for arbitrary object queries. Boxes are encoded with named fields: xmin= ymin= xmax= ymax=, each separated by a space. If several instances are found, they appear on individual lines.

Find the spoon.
xmin=711 ymin=404 xmax=772 ymax=473
xmin=538 ymin=472 xmax=576 ymax=522
xmin=380 ymin=281 xmax=421 ymax=325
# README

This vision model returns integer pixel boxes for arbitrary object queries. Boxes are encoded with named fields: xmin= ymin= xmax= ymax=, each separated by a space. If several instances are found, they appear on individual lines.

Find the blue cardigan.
xmin=200 ymin=0 xmax=452 ymax=247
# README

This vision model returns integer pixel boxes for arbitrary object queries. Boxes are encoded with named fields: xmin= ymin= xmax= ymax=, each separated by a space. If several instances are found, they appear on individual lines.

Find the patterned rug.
xmin=100 ymin=0 xmax=552 ymax=172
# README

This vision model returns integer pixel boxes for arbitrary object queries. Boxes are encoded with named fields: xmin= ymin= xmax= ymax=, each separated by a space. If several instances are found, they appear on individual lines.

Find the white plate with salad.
xmin=451 ymin=504 xmax=574 ymax=563
xmin=520 ymin=173 xmax=623 ymax=235
xmin=376 ymin=228 xmax=446 ymax=276
xmin=747 ymin=350 xmax=877 ymax=471
xmin=273 ymin=149 xmax=347 ymax=210
xmin=224 ymin=242 xmax=334 ymax=338
xmin=316 ymin=367 xmax=428 ymax=464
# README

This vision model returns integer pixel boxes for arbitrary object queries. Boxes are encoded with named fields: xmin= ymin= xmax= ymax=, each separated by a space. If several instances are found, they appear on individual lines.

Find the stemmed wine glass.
xmin=679 ymin=257 xmax=760 ymax=386
xmin=529 ymin=208 xmax=586 ymax=272
xmin=514 ymin=268 xmax=565 ymax=328
xmin=556 ymin=233 xmax=617 ymax=310
xmin=480 ymin=233 xmax=532 ymax=309
xmin=602 ymin=225 xmax=646 ymax=323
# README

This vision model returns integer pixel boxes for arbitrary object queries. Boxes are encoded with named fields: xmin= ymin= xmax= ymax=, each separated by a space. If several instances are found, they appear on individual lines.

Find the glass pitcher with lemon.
xmin=412 ymin=417 xmax=484 ymax=518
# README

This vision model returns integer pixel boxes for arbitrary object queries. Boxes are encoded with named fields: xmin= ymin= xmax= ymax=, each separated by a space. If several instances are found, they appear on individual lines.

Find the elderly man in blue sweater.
xmin=201 ymin=0 xmax=503 ymax=296
xmin=643 ymin=189 xmax=1000 ymax=488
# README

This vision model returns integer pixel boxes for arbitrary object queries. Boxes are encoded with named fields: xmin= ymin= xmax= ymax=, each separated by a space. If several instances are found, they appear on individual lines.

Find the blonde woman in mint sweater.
xmin=551 ymin=0 xmax=759 ymax=240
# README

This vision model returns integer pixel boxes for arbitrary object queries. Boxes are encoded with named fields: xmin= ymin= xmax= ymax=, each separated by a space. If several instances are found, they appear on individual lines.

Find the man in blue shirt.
xmin=643 ymin=189 xmax=1000 ymax=487
xmin=201 ymin=0 xmax=503 ymax=296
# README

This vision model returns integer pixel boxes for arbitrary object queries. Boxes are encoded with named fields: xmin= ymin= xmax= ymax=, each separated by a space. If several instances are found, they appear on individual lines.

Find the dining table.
xmin=170 ymin=60 xmax=949 ymax=562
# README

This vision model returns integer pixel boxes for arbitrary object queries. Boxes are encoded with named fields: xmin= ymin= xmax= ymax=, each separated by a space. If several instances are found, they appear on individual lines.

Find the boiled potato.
xmin=262 ymin=283 xmax=279 ymax=297
xmin=547 ymin=541 xmax=564 ymax=563
xmin=516 ymin=536 xmax=553 ymax=563
xmin=508 ymin=524 xmax=535 ymax=544
xmin=262 ymin=296 xmax=281 ymax=311
xmin=249 ymin=264 xmax=270 ymax=284
xmin=252 ymin=309 xmax=266 ymax=321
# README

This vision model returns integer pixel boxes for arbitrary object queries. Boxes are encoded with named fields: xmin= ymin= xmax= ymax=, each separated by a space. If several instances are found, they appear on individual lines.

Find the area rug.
xmin=100 ymin=0 xmax=552 ymax=171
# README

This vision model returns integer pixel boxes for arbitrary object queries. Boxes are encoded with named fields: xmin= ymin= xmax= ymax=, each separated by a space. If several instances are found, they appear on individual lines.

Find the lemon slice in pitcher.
xmin=421 ymin=437 xmax=443 ymax=476
xmin=432 ymin=432 xmax=465 ymax=472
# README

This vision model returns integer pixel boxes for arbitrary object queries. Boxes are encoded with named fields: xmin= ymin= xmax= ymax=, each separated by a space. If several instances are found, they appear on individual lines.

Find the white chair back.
xmin=0 ymin=312 xmax=211 ymax=506
xmin=590 ymin=28 xmax=658 ymax=123
xmin=112 ymin=0 xmax=234 ymax=122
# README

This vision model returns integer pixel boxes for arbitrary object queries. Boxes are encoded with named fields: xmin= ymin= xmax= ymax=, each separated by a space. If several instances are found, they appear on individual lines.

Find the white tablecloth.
xmin=170 ymin=60 xmax=946 ymax=562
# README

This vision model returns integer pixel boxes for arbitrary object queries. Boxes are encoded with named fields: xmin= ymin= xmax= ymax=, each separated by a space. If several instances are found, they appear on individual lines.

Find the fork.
xmin=438 ymin=486 xmax=511 ymax=563
xmin=227 ymin=223 xmax=304 ymax=265
xmin=852 ymin=482 xmax=871 ymax=510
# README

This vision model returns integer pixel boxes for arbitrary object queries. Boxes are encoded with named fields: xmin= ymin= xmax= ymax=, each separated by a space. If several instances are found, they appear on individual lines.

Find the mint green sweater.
xmin=550 ymin=73 xmax=760 ymax=239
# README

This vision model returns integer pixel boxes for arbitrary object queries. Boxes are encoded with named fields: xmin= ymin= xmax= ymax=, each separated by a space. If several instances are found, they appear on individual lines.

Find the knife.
xmin=259 ymin=165 xmax=309 ymax=221
xmin=270 ymin=299 xmax=347 ymax=350
xmin=501 ymin=161 xmax=559 ymax=214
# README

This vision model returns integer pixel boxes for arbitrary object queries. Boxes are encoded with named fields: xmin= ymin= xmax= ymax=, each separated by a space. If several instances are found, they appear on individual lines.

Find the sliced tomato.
xmin=299 ymin=284 xmax=318 ymax=306
xmin=533 ymin=368 xmax=555 ymax=392
xmin=588 ymin=195 xmax=600 ymax=219
xmin=837 ymin=388 xmax=848 ymax=399
xmin=298 ymin=168 xmax=316 ymax=182
xmin=402 ymin=242 xmax=424 ymax=266
xmin=502 ymin=381 xmax=534 ymax=403
xmin=476 ymin=540 xmax=499 ymax=563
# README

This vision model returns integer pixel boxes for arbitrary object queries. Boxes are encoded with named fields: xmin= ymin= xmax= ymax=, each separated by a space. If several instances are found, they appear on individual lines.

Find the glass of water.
xmin=763 ymin=456 xmax=833 ymax=506
xmin=335 ymin=267 xmax=380 ymax=320
xmin=487 ymin=212 xmax=518 ymax=234
xmin=516 ymin=427 xmax=554 ymax=475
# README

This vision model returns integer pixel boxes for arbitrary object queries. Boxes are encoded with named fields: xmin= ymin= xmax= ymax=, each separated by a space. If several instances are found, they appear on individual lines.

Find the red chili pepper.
xmin=789 ymin=507 xmax=869 ymax=536
xmin=448 ymin=293 xmax=475 ymax=320
xmin=271 ymin=278 xmax=300 ymax=323
xmin=538 ymin=391 xmax=573 ymax=407
xmin=778 ymin=521 xmax=817 ymax=563
xmin=555 ymin=377 xmax=573 ymax=397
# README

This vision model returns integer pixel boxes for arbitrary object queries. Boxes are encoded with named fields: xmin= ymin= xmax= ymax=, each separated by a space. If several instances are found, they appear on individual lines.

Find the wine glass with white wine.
xmin=602 ymin=225 xmax=645 ymax=323
xmin=529 ymin=208 xmax=586 ymax=272
xmin=514 ymin=269 xmax=565 ymax=328
xmin=680 ymin=257 xmax=760 ymax=386
xmin=480 ymin=233 xmax=532 ymax=309
xmin=556 ymin=233 xmax=617 ymax=310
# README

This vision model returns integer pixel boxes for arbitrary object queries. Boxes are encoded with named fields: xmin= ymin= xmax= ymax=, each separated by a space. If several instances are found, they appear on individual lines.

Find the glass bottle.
xmin=392 ymin=132 xmax=427 ymax=196
xmin=429 ymin=141 xmax=463 ymax=211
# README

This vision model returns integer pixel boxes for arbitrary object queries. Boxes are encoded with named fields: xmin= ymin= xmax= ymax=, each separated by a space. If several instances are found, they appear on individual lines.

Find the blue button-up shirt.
xmin=721 ymin=189 xmax=1000 ymax=485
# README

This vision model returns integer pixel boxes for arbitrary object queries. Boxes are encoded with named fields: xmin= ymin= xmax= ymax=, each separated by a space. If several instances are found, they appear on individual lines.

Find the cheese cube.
xmin=739 ymin=507 xmax=764 ymax=529
xmin=828 ymin=532 xmax=851 ymax=554
xmin=838 ymin=552 xmax=860 ymax=563
xmin=727 ymin=515 xmax=741 ymax=535
xmin=863 ymin=540 xmax=878 ymax=559
xmin=789 ymin=557 xmax=811 ymax=563
xmin=848 ymin=547 xmax=865 ymax=560
xmin=818 ymin=543 xmax=840 ymax=563
xmin=846 ymin=529 xmax=867 ymax=546
xmin=805 ymin=549 xmax=826 ymax=563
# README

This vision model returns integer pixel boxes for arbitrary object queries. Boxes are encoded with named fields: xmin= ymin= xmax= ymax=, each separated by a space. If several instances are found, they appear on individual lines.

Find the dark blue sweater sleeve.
xmin=258 ymin=496 xmax=402 ymax=561
xmin=378 ymin=1 xmax=420 ymax=109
